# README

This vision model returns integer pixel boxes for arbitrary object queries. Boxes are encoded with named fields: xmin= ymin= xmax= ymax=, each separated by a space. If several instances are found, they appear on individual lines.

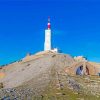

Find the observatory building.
xmin=44 ymin=17 xmax=58 ymax=53
xmin=44 ymin=17 xmax=51 ymax=51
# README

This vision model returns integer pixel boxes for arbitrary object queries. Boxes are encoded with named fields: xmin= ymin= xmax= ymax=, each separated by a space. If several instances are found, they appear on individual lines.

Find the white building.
xmin=44 ymin=17 xmax=58 ymax=53
xmin=44 ymin=17 xmax=51 ymax=51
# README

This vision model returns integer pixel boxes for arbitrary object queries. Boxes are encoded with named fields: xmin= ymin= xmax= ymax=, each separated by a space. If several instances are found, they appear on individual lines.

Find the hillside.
xmin=0 ymin=51 xmax=100 ymax=100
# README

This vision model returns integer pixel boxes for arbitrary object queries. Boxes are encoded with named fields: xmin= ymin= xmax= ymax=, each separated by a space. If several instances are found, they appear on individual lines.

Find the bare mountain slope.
xmin=0 ymin=52 xmax=74 ymax=88
xmin=0 ymin=52 xmax=100 ymax=100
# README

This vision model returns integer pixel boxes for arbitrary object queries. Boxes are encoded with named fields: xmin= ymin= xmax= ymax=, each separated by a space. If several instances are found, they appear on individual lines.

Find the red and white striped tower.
xmin=44 ymin=17 xmax=52 ymax=51
xmin=47 ymin=17 xmax=51 ymax=29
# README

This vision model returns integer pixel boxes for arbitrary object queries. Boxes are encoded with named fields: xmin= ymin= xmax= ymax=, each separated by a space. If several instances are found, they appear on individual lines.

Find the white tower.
xmin=44 ymin=17 xmax=51 ymax=51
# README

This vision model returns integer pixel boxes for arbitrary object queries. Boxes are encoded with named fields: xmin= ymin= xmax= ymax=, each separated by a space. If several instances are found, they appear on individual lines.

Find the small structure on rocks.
xmin=65 ymin=56 xmax=100 ymax=76
xmin=65 ymin=62 xmax=96 ymax=75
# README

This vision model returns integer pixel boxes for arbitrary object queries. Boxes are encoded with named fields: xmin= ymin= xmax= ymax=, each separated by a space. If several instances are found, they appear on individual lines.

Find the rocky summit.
xmin=0 ymin=51 xmax=100 ymax=100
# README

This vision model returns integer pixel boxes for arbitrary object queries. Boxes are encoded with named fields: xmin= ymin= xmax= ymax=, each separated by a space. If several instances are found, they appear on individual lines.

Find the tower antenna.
xmin=47 ymin=16 xmax=51 ymax=29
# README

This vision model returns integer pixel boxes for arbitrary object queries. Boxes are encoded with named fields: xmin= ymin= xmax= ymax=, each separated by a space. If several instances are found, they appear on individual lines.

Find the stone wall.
xmin=65 ymin=62 xmax=98 ymax=75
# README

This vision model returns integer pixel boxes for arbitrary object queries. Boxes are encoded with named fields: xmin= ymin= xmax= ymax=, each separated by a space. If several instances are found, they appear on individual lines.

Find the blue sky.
xmin=0 ymin=0 xmax=100 ymax=65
